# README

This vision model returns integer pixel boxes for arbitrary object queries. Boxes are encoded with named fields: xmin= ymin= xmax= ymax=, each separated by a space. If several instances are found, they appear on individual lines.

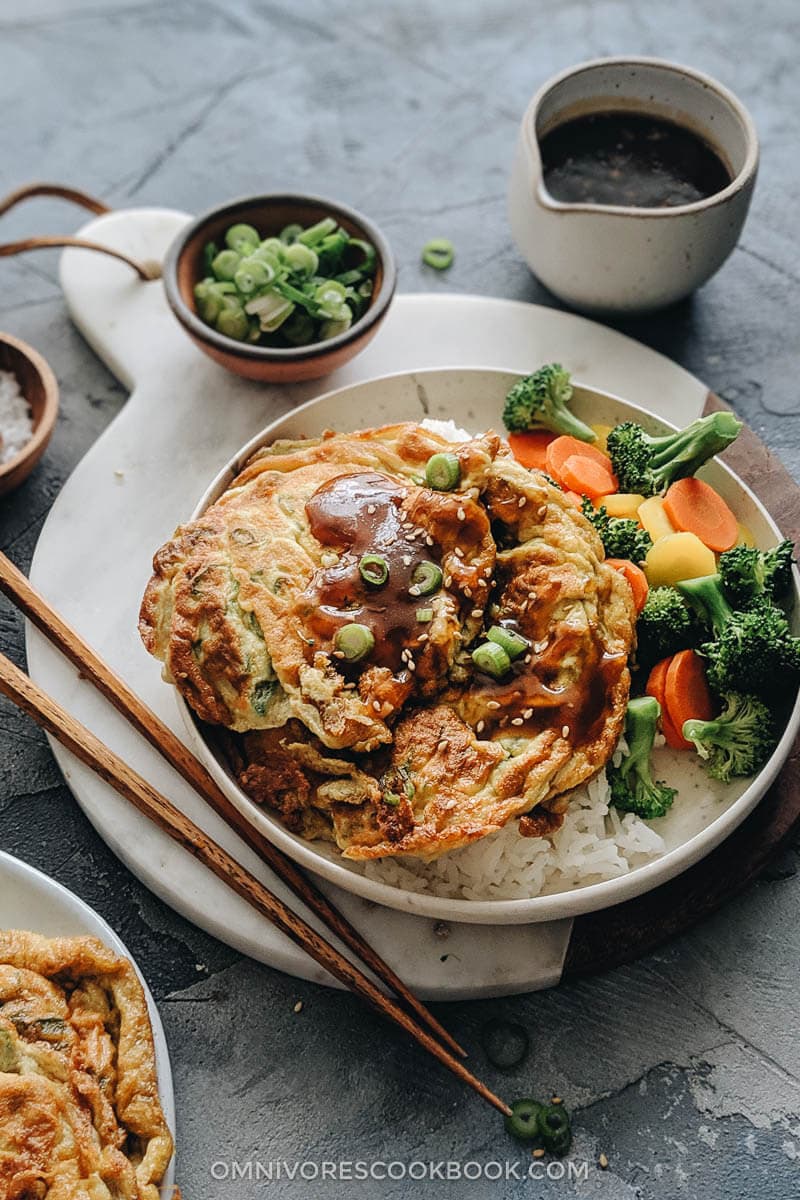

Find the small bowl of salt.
xmin=0 ymin=333 xmax=59 ymax=497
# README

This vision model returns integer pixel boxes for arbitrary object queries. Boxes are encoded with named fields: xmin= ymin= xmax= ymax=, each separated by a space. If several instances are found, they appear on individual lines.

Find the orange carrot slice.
xmin=606 ymin=558 xmax=649 ymax=613
xmin=559 ymin=454 xmax=618 ymax=499
xmin=663 ymin=477 xmax=738 ymax=553
xmin=664 ymin=649 xmax=716 ymax=749
xmin=645 ymin=657 xmax=686 ymax=750
xmin=545 ymin=435 xmax=615 ymax=486
xmin=507 ymin=430 xmax=555 ymax=470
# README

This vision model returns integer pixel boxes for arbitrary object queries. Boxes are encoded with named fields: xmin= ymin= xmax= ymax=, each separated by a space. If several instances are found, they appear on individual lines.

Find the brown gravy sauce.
xmin=540 ymin=111 xmax=731 ymax=208
xmin=475 ymin=621 xmax=626 ymax=746
xmin=304 ymin=471 xmax=441 ymax=674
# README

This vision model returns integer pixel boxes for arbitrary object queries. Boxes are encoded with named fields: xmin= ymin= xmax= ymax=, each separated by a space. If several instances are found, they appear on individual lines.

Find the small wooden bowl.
xmin=163 ymin=194 xmax=397 ymax=384
xmin=0 ymin=333 xmax=59 ymax=497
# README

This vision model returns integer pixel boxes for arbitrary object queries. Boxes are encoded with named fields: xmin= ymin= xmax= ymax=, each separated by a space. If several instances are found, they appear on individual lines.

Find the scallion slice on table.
xmin=422 ymin=238 xmax=454 ymax=269
xmin=194 ymin=215 xmax=378 ymax=347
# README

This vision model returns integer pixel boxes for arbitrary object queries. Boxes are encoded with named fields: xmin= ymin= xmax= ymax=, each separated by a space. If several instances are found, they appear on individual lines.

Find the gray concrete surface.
xmin=1 ymin=1 xmax=799 ymax=1196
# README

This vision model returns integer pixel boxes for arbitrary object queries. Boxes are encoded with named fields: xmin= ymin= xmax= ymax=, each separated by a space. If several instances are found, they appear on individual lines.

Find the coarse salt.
xmin=0 ymin=370 xmax=34 ymax=465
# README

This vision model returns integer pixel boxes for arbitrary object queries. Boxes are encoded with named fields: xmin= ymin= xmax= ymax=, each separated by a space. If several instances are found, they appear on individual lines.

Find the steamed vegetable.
xmin=663 ymin=477 xmax=738 ymax=552
xmin=677 ymin=574 xmax=800 ymax=698
xmin=502 ymin=364 xmax=596 ymax=441
xmin=636 ymin=586 xmax=697 ymax=671
xmin=606 ymin=559 xmax=649 ymax=613
xmin=718 ymin=539 xmax=796 ymax=608
xmin=606 ymin=411 xmax=742 ymax=497
xmin=644 ymin=532 xmax=716 ymax=588
xmin=683 ymin=692 xmax=777 ymax=781
xmin=609 ymin=695 xmax=677 ymax=819
xmin=581 ymin=497 xmax=652 ymax=564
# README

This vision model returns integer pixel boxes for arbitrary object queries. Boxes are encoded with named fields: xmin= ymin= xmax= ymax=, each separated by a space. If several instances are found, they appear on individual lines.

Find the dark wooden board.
xmin=563 ymin=393 xmax=800 ymax=979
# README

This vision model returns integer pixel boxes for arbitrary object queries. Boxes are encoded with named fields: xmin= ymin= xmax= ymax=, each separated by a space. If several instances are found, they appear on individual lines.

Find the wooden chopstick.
xmin=0 ymin=650 xmax=510 ymax=1117
xmin=0 ymin=551 xmax=465 ymax=1060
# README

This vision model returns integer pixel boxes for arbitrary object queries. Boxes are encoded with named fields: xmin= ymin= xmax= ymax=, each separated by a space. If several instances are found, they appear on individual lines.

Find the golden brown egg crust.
xmin=0 ymin=930 xmax=173 ymax=1200
xmin=140 ymin=426 xmax=635 ymax=862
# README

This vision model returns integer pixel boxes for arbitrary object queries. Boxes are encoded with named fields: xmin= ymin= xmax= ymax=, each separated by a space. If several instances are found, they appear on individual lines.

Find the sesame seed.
xmin=333 ymin=650 xmax=345 ymax=659
xmin=402 ymin=555 xmax=412 ymax=565
xmin=523 ymin=708 xmax=533 ymax=719
xmin=528 ymin=591 xmax=537 ymax=602
xmin=367 ymin=504 xmax=376 ymax=514
xmin=471 ymin=608 xmax=483 ymax=618
xmin=293 ymin=1000 xmax=303 ymax=1013
xmin=511 ymin=717 xmax=524 ymax=726
xmin=407 ymin=660 xmax=416 ymax=671
xmin=454 ymin=546 xmax=464 ymax=558
xmin=426 ymin=535 xmax=434 ymax=546
xmin=519 ymin=600 xmax=528 ymax=613
xmin=464 ymin=587 xmax=472 ymax=598
xmin=598 ymin=1153 xmax=609 ymax=1170
xmin=487 ymin=700 xmax=501 ymax=710
xmin=518 ymin=496 xmax=526 ymax=508
xmin=562 ymin=725 xmax=570 ymax=738
xmin=457 ymin=506 xmax=466 ymax=521
xmin=418 ymin=633 xmax=429 ymax=642
xmin=444 ymin=575 xmax=452 ymax=587
xmin=500 ymin=717 xmax=508 ymax=727
xmin=524 ymin=653 xmax=532 ymax=663
xmin=532 ymin=1148 xmax=545 ymax=1159
xmin=476 ymin=720 xmax=485 ymax=733
xmin=483 ymin=566 xmax=492 ymax=577
xmin=444 ymin=797 xmax=457 ymax=809
xmin=373 ymin=701 xmax=382 ymax=712
xmin=552 ymin=1096 xmax=562 ymax=1104
xmin=437 ymin=739 xmax=449 ymax=751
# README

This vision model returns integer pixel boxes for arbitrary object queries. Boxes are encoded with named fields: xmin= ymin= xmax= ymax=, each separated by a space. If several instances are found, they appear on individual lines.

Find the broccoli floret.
xmin=608 ymin=696 xmax=677 ymax=819
xmin=635 ymin=586 xmax=697 ymax=674
xmin=580 ymin=497 xmax=652 ymax=563
xmin=718 ymin=539 xmax=796 ymax=607
xmin=606 ymin=411 xmax=742 ymax=497
xmin=503 ymin=363 xmax=596 ymax=441
xmin=683 ymin=692 xmax=777 ymax=782
xmin=677 ymin=574 xmax=800 ymax=697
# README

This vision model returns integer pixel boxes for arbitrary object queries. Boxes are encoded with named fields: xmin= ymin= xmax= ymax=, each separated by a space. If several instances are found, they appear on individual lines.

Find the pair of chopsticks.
xmin=0 ymin=551 xmax=511 ymax=1117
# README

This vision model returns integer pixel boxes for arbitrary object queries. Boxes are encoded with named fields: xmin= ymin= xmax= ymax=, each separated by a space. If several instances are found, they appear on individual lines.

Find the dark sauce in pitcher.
xmin=539 ymin=111 xmax=731 ymax=208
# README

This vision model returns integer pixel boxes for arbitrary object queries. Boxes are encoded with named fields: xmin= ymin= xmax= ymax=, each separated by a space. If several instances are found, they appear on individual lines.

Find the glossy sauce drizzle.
xmin=304 ymin=472 xmax=442 ymax=674
xmin=475 ymin=622 xmax=626 ymax=746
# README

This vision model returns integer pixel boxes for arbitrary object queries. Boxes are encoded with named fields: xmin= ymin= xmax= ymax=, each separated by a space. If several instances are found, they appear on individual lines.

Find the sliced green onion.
xmin=335 ymin=268 xmax=365 ymax=287
xmin=347 ymin=237 xmax=377 ymax=273
xmin=422 ymin=238 xmax=454 ymax=269
xmin=359 ymin=553 xmax=389 ymax=586
xmin=416 ymin=607 xmax=434 ymax=623
xmin=472 ymin=641 xmax=511 ymax=679
xmin=234 ymin=257 xmax=273 ymax=295
xmin=298 ymin=216 xmax=338 ymax=246
xmin=211 ymin=248 xmax=241 ymax=281
xmin=203 ymin=241 xmax=219 ymax=275
xmin=225 ymin=223 xmax=260 ymax=254
xmin=216 ymin=300 xmax=250 ymax=341
xmin=244 ymin=289 xmax=295 ymax=331
xmin=320 ymin=313 xmax=352 ymax=340
xmin=505 ymin=1099 xmax=544 ymax=1143
xmin=487 ymin=625 xmax=530 ymax=660
xmin=282 ymin=242 xmax=318 ymax=278
xmin=409 ymin=561 xmax=443 ymax=597
xmin=425 ymin=452 xmax=461 ymax=491
xmin=334 ymin=622 xmax=375 ymax=662
xmin=383 ymin=792 xmax=401 ymax=806
xmin=279 ymin=222 xmax=303 ymax=244
xmin=281 ymin=311 xmax=316 ymax=346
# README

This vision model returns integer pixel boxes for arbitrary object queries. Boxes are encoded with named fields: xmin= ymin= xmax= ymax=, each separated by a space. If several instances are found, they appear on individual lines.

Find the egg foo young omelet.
xmin=0 ymin=929 xmax=173 ymax=1199
xmin=139 ymin=422 xmax=636 ymax=861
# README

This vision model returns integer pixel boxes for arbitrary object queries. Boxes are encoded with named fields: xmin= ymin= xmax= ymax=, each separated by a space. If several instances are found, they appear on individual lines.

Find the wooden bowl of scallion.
xmin=163 ymin=193 xmax=397 ymax=383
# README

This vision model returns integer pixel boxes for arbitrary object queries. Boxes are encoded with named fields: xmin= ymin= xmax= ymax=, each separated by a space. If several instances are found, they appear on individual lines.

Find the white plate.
xmin=21 ymin=205 xmax=786 ymax=994
xmin=180 ymin=367 xmax=800 ymax=925
xmin=0 ymin=851 xmax=176 ymax=1196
